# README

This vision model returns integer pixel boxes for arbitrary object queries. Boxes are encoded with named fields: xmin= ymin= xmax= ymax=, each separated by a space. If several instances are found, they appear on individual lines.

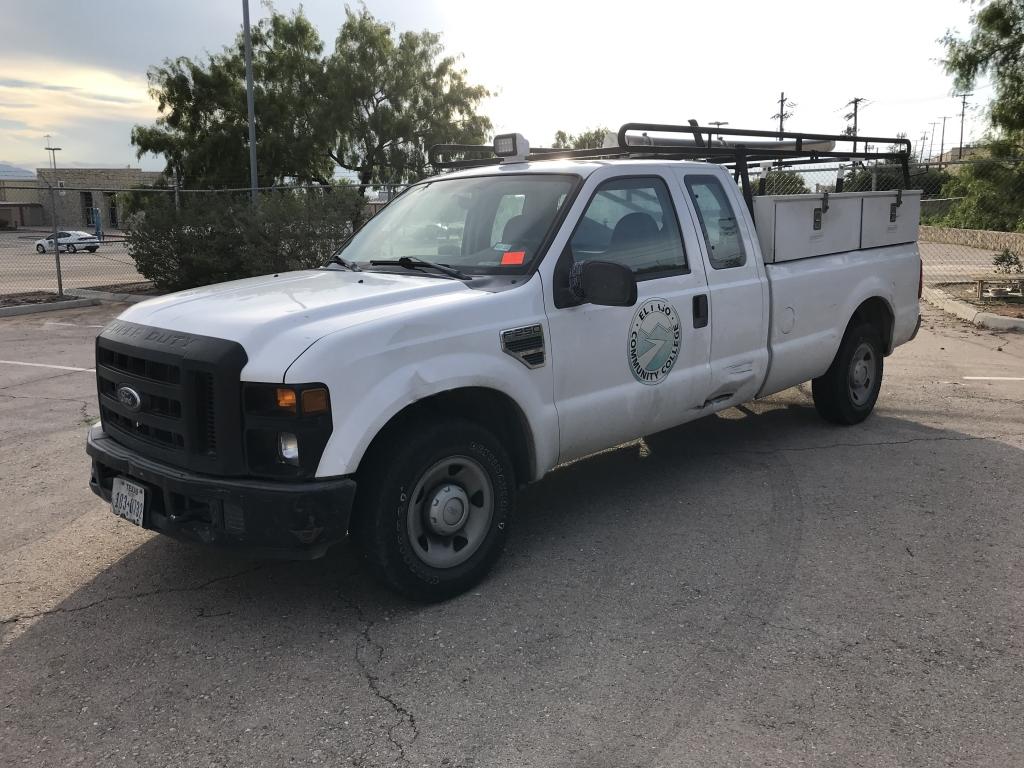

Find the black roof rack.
xmin=428 ymin=122 xmax=913 ymax=213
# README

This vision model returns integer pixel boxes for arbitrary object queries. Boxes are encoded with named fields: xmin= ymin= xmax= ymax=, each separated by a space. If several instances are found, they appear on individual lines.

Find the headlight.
xmin=242 ymin=383 xmax=332 ymax=478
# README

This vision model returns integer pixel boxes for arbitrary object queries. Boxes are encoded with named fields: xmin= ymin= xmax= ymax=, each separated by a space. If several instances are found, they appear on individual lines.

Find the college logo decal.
xmin=628 ymin=298 xmax=681 ymax=385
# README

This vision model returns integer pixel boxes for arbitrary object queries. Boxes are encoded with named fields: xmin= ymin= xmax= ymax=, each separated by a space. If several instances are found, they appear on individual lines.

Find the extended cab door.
xmin=541 ymin=170 xmax=713 ymax=463
xmin=673 ymin=170 xmax=770 ymax=406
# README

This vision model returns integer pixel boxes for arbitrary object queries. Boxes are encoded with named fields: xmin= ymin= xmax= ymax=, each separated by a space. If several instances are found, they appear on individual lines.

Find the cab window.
xmin=684 ymin=176 xmax=747 ymax=269
xmin=568 ymin=177 xmax=687 ymax=278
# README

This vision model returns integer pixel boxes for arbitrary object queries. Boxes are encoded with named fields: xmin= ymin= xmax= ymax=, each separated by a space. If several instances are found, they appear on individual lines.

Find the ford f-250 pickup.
xmin=87 ymin=123 xmax=922 ymax=601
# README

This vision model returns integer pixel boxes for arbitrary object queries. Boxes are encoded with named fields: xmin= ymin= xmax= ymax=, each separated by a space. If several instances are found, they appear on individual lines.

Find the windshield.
xmin=338 ymin=174 xmax=577 ymax=273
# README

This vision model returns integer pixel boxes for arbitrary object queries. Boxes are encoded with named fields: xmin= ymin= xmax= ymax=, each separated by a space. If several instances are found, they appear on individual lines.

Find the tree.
xmin=131 ymin=7 xmax=491 ymax=188
xmin=132 ymin=11 xmax=333 ymax=187
xmin=552 ymin=127 xmax=609 ymax=150
xmin=944 ymin=0 xmax=1024 ymax=137
xmin=324 ymin=7 xmax=491 ymax=187
xmin=842 ymin=163 xmax=951 ymax=196
xmin=752 ymin=170 xmax=809 ymax=195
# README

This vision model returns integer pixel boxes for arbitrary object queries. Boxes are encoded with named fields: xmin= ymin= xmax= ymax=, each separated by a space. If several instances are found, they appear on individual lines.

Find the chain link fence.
xmin=0 ymin=183 xmax=404 ymax=303
xmin=3 ymin=162 xmax=1023 ymax=311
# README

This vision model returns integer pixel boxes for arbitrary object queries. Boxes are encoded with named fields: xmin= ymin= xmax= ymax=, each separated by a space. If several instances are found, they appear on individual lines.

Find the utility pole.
xmin=955 ymin=92 xmax=973 ymax=159
xmin=843 ymin=97 xmax=866 ymax=152
xmin=707 ymin=120 xmax=728 ymax=145
xmin=927 ymin=121 xmax=939 ymax=165
xmin=938 ymin=115 xmax=950 ymax=169
xmin=241 ymin=0 xmax=259 ymax=206
xmin=772 ymin=91 xmax=795 ymax=134
xmin=43 ymin=135 xmax=64 ymax=297
xmin=919 ymin=132 xmax=929 ymax=164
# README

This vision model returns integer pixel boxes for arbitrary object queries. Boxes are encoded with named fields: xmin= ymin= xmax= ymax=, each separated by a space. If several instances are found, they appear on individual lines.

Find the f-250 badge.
xmin=628 ymin=298 xmax=681 ymax=385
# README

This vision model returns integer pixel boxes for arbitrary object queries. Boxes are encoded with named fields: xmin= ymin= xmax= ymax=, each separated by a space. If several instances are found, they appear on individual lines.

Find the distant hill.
xmin=0 ymin=162 xmax=35 ymax=179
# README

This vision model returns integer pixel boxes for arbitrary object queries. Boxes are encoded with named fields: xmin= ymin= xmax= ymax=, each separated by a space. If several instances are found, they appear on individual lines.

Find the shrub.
xmin=124 ymin=186 xmax=367 ymax=292
xmin=993 ymin=248 xmax=1024 ymax=275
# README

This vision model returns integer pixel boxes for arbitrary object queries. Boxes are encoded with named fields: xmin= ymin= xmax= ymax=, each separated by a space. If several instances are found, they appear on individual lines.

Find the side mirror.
xmin=579 ymin=260 xmax=637 ymax=307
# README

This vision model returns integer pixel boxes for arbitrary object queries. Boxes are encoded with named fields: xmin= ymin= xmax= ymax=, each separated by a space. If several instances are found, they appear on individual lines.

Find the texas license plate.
xmin=111 ymin=477 xmax=146 ymax=526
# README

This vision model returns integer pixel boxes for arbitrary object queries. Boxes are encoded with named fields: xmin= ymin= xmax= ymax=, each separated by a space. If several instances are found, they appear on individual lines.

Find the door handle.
xmin=692 ymin=294 xmax=709 ymax=328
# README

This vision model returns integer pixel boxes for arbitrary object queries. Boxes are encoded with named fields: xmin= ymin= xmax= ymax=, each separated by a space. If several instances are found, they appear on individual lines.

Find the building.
xmin=0 ymin=167 xmax=164 ymax=231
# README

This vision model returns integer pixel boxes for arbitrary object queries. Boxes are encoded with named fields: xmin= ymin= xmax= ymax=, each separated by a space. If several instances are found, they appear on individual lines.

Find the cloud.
xmin=0 ymin=78 xmax=78 ymax=92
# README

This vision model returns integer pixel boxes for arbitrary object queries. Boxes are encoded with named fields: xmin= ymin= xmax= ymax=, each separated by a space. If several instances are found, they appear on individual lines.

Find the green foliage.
xmin=752 ymin=170 xmax=809 ymax=195
xmin=326 ymin=8 xmax=491 ymax=186
xmin=993 ymin=248 xmax=1024 ymax=274
xmin=842 ymin=164 xmax=951 ymax=196
xmin=944 ymin=0 xmax=1024 ymax=136
xmin=552 ymin=128 xmax=609 ymax=150
xmin=132 ymin=7 xmax=491 ymax=188
xmin=936 ymin=147 xmax=1024 ymax=231
xmin=124 ymin=186 xmax=365 ymax=291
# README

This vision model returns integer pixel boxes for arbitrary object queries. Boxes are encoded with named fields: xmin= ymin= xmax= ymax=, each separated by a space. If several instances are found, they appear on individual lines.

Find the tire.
xmin=67 ymin=244 xmax=76 ymax=253
xmin=36 ymin=244 xmax=45 ymax=254
xmin=86 ymin=246 xmax=98 ymax=253
xmin=812 ymin=322 xmax=884 ymax=425
xmin=354 ymin=418 xmax=515 ymax=601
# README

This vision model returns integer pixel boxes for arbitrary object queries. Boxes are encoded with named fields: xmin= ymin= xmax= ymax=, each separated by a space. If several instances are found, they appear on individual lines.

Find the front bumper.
xmin=87 ymin=425 xmax=355 ymax=559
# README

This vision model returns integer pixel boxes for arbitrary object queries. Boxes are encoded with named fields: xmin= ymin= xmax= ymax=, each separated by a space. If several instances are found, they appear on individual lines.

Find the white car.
xmin=35 ymin=231 xmax=100 ymax=254
xmin=86 ymin=124 xmax=922 ymax=601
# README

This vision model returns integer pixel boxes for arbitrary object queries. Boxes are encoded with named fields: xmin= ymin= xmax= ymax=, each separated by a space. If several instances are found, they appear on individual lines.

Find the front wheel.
xmin=66 ymin=243 xmax=76 ymax=253
xmin=354 ymin=419 xmax=515 ymax=601
xmin=812 ymin=322 xmax=884 ymax=425
xmin=36 ymin=244 xmax=45 ymax=254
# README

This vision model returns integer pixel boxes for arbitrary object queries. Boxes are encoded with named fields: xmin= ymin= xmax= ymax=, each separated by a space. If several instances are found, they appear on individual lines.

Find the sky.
xmin=0 ymin=0 xmax=994 ymax=175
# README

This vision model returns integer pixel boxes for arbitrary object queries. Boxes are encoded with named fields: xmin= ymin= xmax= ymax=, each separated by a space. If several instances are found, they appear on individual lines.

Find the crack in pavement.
xmin=0 ymin=564 xmax=269 ymax=625
xmin=339 ymin=592 xmax=419 ymax=767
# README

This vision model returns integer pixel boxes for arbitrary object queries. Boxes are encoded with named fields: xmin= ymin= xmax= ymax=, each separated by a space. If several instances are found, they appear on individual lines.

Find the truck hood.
xmin=117 ymin=269 xmax=481 ymax=381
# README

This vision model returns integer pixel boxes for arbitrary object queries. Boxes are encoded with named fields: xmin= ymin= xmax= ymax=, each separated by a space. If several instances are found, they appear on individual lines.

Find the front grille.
xmin=95 ymin=321 xmax=248 ymax=475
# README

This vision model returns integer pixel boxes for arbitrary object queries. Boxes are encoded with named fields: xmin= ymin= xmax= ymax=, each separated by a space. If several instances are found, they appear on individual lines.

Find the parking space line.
xmin=41 ymin=321 xmax=105 ymax=329
xmin=962 ymin=376 xmax=1024 ymax=381
xmin=0 ymin=360 xmax=95 ymax=373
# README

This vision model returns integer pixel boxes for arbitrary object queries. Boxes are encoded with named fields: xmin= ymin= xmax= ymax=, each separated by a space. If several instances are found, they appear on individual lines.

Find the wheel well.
xmin=359 ymin=387 xmax=536 ymax=486
xmin=850 ymin=297 xmax=894 ymax=354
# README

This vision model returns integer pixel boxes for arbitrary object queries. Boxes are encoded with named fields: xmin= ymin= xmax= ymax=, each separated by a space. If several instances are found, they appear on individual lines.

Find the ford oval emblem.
xmin=116 ymin=385 xmax=142 ymax=412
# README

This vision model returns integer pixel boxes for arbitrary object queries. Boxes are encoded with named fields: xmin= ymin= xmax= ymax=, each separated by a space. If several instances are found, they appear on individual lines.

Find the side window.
xmin=684 ymin=176 xmax=747 ymax=269
xmin=569 ymin=177 xmax=687 ymax=278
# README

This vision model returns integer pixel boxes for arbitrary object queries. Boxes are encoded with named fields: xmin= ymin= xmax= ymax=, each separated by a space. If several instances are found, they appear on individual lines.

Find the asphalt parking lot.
xmin=1 ymin=302 xmax=1022 ymax=767
xmin=0 ymin=231 xmax=144 ymax=296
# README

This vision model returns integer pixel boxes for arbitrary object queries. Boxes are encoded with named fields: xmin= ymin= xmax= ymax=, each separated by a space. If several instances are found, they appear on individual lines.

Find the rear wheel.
xmin=86 ymin=246 xmax=98 ymax=253
xmin=812 ymin=322 xmax=883 ymax=425
xmin=354 ymin=418 xmax=515 ymax=601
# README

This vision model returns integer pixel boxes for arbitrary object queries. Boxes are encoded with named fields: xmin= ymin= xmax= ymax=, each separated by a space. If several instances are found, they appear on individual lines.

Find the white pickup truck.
xmin=87 ymin=125 xmax=921 ymax=600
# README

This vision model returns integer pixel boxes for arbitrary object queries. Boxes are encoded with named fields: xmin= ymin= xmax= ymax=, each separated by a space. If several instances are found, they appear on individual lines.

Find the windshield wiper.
xmin=368 ymin=256 xmax=471 ymax=280
xmin=330 ymin=254 xmax=361 ymax=271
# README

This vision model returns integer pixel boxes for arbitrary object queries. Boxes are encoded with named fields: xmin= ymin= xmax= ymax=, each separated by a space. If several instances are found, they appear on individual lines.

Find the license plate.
xmin=111 ymin=477 xmax=146 ymax=526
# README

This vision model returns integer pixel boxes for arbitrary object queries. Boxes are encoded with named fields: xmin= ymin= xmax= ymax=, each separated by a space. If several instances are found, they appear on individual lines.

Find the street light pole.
xmin=43 ymin=135 xmax=63 ymax=297
xmin=242 ymin=0 xmax=259 ymax=206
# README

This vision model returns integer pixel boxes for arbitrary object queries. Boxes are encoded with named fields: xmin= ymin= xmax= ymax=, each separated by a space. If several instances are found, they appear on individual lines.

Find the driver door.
xmin=542 ymin=172 xmax=713 ymax=462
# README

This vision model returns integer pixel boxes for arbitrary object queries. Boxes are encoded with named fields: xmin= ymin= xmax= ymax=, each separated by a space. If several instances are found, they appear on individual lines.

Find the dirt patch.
xmin=940 ymin=282 xmax=1024 ymax=319
xmin=0 ymin=291 xmax=86 ymax=308
xmin=81 ymin=281 xmax=160 ymax=296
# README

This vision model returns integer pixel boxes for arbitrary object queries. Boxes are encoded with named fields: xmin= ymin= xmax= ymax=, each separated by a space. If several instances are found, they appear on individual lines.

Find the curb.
xmin=0 ymin=297 xmax=100 ymax=318
xmin=65 ymin=288 xmax=154 ymax=304
xmin=923 ymin=286 xmax=1024 ymax=331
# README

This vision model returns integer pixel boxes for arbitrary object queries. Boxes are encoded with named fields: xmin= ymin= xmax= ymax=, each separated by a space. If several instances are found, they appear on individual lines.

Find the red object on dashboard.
xmin=501 ymin=251 xmax=525 ymax=265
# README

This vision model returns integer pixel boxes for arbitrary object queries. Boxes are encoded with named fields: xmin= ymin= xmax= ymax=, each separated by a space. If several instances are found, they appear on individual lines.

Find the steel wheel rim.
xmin=848 ymin=341 xmax=876 ymax=406
xmin=406 ymin=454 xmax=493 ymax=569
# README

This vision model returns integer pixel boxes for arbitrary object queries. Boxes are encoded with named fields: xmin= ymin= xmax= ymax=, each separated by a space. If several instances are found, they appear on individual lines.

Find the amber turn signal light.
xmin=275 ymin=387 xmax=297 ymax=411
xmin=301 ymin=387 xmax=330 ymax=414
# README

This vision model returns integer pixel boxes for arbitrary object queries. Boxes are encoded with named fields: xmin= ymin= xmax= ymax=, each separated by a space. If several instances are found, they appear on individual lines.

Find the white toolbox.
xmin=754 ymin=190 xmax=920 ymax=263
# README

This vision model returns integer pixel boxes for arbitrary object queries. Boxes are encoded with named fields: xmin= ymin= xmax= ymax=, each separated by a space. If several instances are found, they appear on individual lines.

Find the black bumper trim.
xmin=87 ymin=425 xmax=354 ymax=559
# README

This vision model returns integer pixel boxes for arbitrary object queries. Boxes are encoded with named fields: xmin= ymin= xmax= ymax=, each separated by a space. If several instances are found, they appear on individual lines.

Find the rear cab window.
xmin=683 ymin=176 xmax=747 ymax=269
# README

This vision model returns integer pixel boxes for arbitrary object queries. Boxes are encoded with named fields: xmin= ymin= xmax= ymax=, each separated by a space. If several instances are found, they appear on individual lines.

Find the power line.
xmin=771 ymin=91 xmax=796 ymax=133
